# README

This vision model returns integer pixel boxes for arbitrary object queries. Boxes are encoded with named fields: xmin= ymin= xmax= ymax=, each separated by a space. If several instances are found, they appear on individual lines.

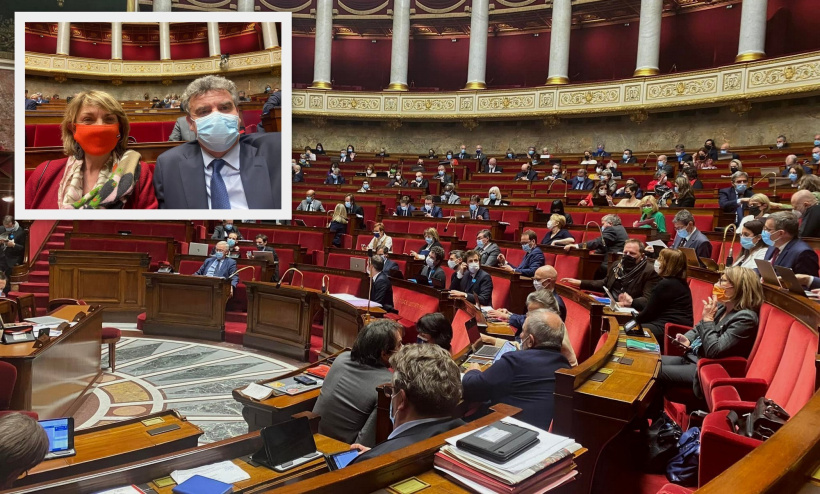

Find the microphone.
xmin=326 ymin=209 xmax=333 ymax=227
xmin=443 ymin=215 xmax=457 ymax=233
xmin=584 ymin=220 xmax=605 ymax=248
xmin=363 ymin=263 xmax=375 ymax=325
xmin=321 ymin=274 xmax=329 ymax=294
xmin=227 ymin=265 xmax=256 ymax=282
xmin=276 ymin=267 xmax=304 ymax=288
xmin=752 ymin=172 xmax=776 ymax=188
xmin=548 ymin=178 xmax=568 ymax=199
xmin=642 ymin=152 xmax=657 ymax=170
xmin=720 ymin=224 xmax=737 ymax=270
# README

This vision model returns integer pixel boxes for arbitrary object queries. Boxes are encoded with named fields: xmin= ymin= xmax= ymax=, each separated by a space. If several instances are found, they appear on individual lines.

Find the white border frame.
xmin=15 ymin=11 xmax=292 ymax=220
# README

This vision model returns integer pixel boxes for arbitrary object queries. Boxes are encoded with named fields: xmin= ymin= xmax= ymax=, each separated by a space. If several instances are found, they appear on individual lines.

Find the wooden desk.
xmin=141 ymin=273 xmax=230 ymax=341
xmin=232 ymin=351 xmax=346 ymax=433
xmin=317 ymin=293 xmax=371 ymax=358
xmin=243 ymin=281 xmax=319 ymax=360
xmin=16 ymin=410 xmax=202 ymax=487
xmin=4 ymin=432 xmax=347 ymax=494
xmin=0 ymin=305 xmax=102 ymax=419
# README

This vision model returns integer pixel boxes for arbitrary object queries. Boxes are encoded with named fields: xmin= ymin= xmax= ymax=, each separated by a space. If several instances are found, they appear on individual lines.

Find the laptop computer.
xmin=453 ymin=210 xmax=472 ymax=219
xmin=679 ymin=247 xmax=701 ymax=267
xmin=410 ymin=210 xmax=428 ymax=217
xmin=774 ymin=266 xmax=813 ymax=297
xmin=349 ymin=257 xmax=367 ymax=273
xmin=250 ymin=417 xmax=322 ymax=472
xmin=249 ymin=251 xmax=276 ymax=264
xmin=411 ymin=274 xmax=445 ymax=289
xmin=755 ymin=259 xmax=781 ymax=287
xmin=188 ymin=242 xmax=209 ymax=257
xmin=40 ymin=417 xmax=76 ymax=460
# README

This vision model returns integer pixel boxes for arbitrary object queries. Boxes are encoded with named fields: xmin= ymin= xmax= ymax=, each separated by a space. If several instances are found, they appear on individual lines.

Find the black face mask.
xmin=621 ymin=255 xmax=637 ymax=270
xmin=730 ymin=167 xmax=739 ymax=173
xmin=749 ymin=206 xmax=761 ymax=216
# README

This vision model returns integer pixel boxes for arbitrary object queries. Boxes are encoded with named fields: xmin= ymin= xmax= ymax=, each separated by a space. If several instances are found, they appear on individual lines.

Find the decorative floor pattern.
xmin=77 ymin=337 xmax=296 ymax=445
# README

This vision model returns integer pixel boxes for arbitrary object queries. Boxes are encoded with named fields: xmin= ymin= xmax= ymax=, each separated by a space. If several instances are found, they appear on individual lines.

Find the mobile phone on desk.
xmin=294 ymin=375 xmax=316 ymax=386
xmin=325 ymin=450 xmax=360 ymax=471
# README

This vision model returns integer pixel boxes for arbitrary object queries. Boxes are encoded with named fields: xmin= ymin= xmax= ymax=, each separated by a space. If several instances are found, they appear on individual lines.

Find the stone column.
xmin=464 ymin=0 xmax=489 ymax=89
xmin=736 ymin=0 xmax=767 ymax=62
xmin=56 ymin=22 xmax=70 ymax=56
xmin=634 ymin=0 xmax=663 ymax=76
xmin=311 ymin=0 xmax=333 ymax=89
xmin=546 ymin=0 xmax=571 ymax=84
xmin=111 ymin=22 xmax=123 ymax=60
xmin=261 ymin=22 xmax=279 ymax=49
xmin=159 ymin=23 xmax=171 ymax=60
xmin=207 ymin=22 xmax=221 ymax=57
xmin=387 ymin=0 xmax=411 ymax=91
xmin=237 ymin=0 xmax=254 ymax=12
xmin=153 ymin=0 xmax=172 ymax=11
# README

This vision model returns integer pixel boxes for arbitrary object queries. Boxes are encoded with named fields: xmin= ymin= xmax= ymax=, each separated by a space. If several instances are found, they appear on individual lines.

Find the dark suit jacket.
xmin=383 ymin=259 xmax=402 ymax=278
xmin=292 ymin=172 xmax=304 ymax=183
xmin=370 ymin=271 xmax=394 ymax=312
xmin=457 ymin=151 xmax=471 ymax=159
xmin=586 ymin=225 xmax=629 ymax=260
xmin=468 ymin=206 xmax=490 ymax=220
xmin=592 ymin=150 xmax=610 ymax=158
xmin=483 ymin=163 xmax=503 ymax=173
xmin=462 ymin=348 xmax=570 ymax=430
xmin=261 ymin=91 xmax=281 ymax=115
xmin=25 ymin=99 xmax=38 ymax=110
xmin=478 ymin=242 xmax=501 ymax=267
xmin=800 ymin=204 xmax=820 ymax=238
xmin=347 ymin=204 xmax=365 ymax=221
xmin=454 ymin=269 xmax=493 ymax=305
xmin=718 ymin=186 xmax=754 ymax=225
xmin=515 ymin=170 xmax=538 ymax=181
xmin=421 ymin=206 xmax=443 ymax=218
xmin=420 ymin=265 xmax=447 ymax=286
xmin=410 ymin=179 xmax=429 ymax=190
xmin=394 ymin=205 xmax=415 ymax=217
xmin=212 ymin=225 xmax=243 ymax=240
xmin=352 ymin=417 xmax=466 ymax=464
xmin=580 ymin=261 xmax=659 ymax=309
xmin=513 ymin=247 xmax=546 ymax=277
xmin=324 ymin=175 xmax=346 ymax=185
xmin=388 ymin=178 xmax=408 ymax=188
xmin=153 ymin=133 xmax=281 ymax=209
xmin=194 ymin=256 xmax=239 ymax=287
xmin=436 ymin=173 xmax=453 ymax=185
xmin=764 ymin=238 xmax=820 ymax=276
xmin=676 ymin=153 xmax=693 ymax=163
xmin=569 ymin=177 xmax=594 ymax=190
xmin=330 ymin=221 xmax=347 ymax=248
xmin=0 ymin=225 xmax=26 ymax=269
xmin=672 ymin=228 xmax=713 ymax=259
xmin=621 ymin=157 xmax=637 ymax=164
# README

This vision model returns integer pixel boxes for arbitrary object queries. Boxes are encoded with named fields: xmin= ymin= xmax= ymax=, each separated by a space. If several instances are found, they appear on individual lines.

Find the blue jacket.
xmin=764 ymin=238 xmax=820 ymax=277
xmin=569 ymin=177 xmax=594 ymax=190
xmin=462 ymin=348 xmax=570 ymax=430
xmin=421 ymin=205 xmax=443 ymax=218
xmin=513 ymin=247 xmax=546 ymax=277
xmin=194 ymin=256 xmax=239 ymax=287
xmin=394 ymin=205 xmax=415 ymax=217
xmin=453 ymin=269 xmax=494 ymax=306
xmin=324 ymin=175 xmax=346 ymax=185
xmin=718 ymin=186 xmax=754 ymax=225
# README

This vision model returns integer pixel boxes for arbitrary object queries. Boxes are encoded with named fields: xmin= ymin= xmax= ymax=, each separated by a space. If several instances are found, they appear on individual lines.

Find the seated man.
xmin=483 ymin=157 xmax=503 ymax=173
xmin=441 ymin=184 xmax=461 ymax=205
xmin=467 ymin=195 xmax=490 ymax=220
xmin=448 ymin=249 xmax=493 ymax=306
xmin=762 ymin=211 xmax=820 ymax=277
xmin=312 ymin=319 xmax=400 ymax=447
xmin=780 ymin=154 xmax=813 ymax=177
xmin=368 ymin=255 xmax=394 ymax=312
xmin=462 ymin=309 xmax=571 ymax=430
xmin=792 ymin=190 xmax=820 ymax=238
xmin=193 ymin=241 xmax=239 ymax=293
xmin=254 ymin=234 xmax=280 ymax=282
xmin=168 ymin=115 xmax=196 ymax=141
xmin=562 ymin=239 xmax=659 ymax=310
xmin=435 ymin=164 xmax=453 ymax=185
xmin=564 ymin=214 xmax=628 ymax=277
xmin=410 ymin=171 xmax=429 ymax=191
xmin=569 ymin=168 xmax=593 ymax=190
xmin=515 ymin=163 xmax=538 ymax=182
xmin=292 ymin=164 xmax=303 ymax=183
xmin=498 ymin=230 xmax=545 ymax=277
xmin=296 ymin=190 xmax=325 ymax=212
xmin=0 ymin=413 xmax=49 ymax=489
xmin=491 ymin=266 xmax=567 ymax=323
xmin=421 ymin=195 xmax=443 ymax=218
xmin=393 ymin=197 xmax=415 ymax=217
xmin=669 ymin=209 xmax=713 ymax=259
xmin=375 ymin=246 xmax=402 ymax=279
xmin=225 ymin=232 xmax=241 ymax=258
xmin=324 ymin=166 xmax=346 ymax=185
xmin=212 ymin=219 xmax=242 ymax=240
xmin=350 ymin=344 xmax=464 ymax=462
xmin=345 ymin=194 xmax=365 ymax=222
xmin=475 ymin=229 xmax=501 ymax=267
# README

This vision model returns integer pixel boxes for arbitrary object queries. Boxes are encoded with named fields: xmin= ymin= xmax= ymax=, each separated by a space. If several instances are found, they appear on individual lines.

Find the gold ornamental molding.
xmin=24 ymin=49 xmax=281 ymax=81
xmin=293 ymin=51 xmax=820 ymax=120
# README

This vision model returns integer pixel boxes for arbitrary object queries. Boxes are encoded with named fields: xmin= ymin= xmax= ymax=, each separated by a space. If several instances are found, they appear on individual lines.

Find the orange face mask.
xmin=712 ymin=285 xmax=729 ymax=302
xmin=73 ymin=123 xmax=120 ymax=156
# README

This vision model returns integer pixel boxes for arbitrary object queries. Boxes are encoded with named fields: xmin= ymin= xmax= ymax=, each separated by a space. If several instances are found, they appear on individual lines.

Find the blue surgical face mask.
xmin=425 ymin=237 xmax=433 ymax=245
xmin=446 ymin=154 xmax=452 ymax=159
xmin=622 ymin=153 xmax=629 ymax=161
xmin=214 ymin=251 xmax=224 ymax=259
xmin=814 ymin=140 xmax=820 ymax=146
xmin=528 ymin=150 xmax=535 ymax=155
xmin=674 ymin=186 xmax=679 ymax=193
xmin=341 ymin=153 xmax=346 ymax=158
xmin=194 ymin=111 xmax=240 ymax=152
xmin=761 ymin=230 xmax=776 ymax=246
xmin=345 ymin=201 xmax=351 ymax=208
xmin=721 ymin=149 xmax=729 ymax=154
xmin=676 ymin=227 xmax=690 ymax=239
xmin=507 ymin=153 xmax=513 ymax=158
xmin=789 ymin=173 xmax=798 ymax=182
xmin=224 ymin=224 xmax=232 ymax=230
xmin=735 ymin=184 xmax=747 ymax=193
xmin=439 ymin=170 xmax=445 ymax=175
xmin=676 ymin=151 xmax=683 ymax=157
xmin=740 ymin=236 xmax=755 ymax=250
xmin=416 ymin=177 xmax=422 ymax=182
xmin=522 ymin=243 xmax=532 ymax=253
xmin=490 ymin=193 xmax=497 ymax=200
xmin=657 ymin=162 xmax=664 ymax=169
xmin=363 ymin=183 xmax=370 ymax=190
xmin=306 ymin=196 xmax=313 ymax=202
xmin=227 ymin=238 xmax=236 ymax=247
xmin=813 ymin=153 xmax=820 ymax=161
xmin=476 ymin=239 xmax=484 ymax=248
xmin=470 ymin=204 xmax=477 ymax=211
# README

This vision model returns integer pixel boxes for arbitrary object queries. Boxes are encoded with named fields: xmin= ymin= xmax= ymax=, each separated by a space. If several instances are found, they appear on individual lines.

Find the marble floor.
xmin=75 ymin=336 xmax=298 ymax=445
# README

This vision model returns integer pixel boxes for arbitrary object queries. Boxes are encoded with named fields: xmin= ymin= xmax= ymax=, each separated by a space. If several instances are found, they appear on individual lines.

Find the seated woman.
xmin=634 ymin=195 xmax=667 ymax=233
xmin=579 ymin=182 xmax=613 ymax=207
xmin=550 ymin=200 xmax=573 ymax=226
xmin=448 ymin=249 xmax=494 ymax=306
xmin=483 ymin=186 xmax=504 ymax=206
xmin=419 ymin=246 xmax=447 ymax=286
xmin=541 ymin=214 xmax=575 ymax=246
xmin=672 ymin=176 xmax=696 ymax=208
xmin=303 ymin=146 xmax=316 ymax=161
xmin=314 ymin=142 xmax=326 ymax=155
xmin=647 ymin=170 xmax=673 ymax=192
xmin=786 ymin=165 xmax=804 ymax=188
xmin=739 ymin=193 xmax=771 ymax=230
xmin=25 ymin=90 xmax=157 ymax=209
xmin=387 ymin=172 xmax=407 ymax=188
xmin=616 ymin=183 xmax=642 ymax=207
xmin=329 ymin=204 xmax=348 ymax=248
xmin=660 ymin=267 xmax=763 ymax=403
xmin=311 ymin=319 xmax=400 ymax=447
xmin=363 ymin=165 xmax=377 ymax=178
xmin=416 ymin=312 xmax=453 ymax=351
xmin=365 ymin=222 xmax=392 ymax=252
xmin=693 ymin=147 xmax=716 ymax=170
xmin=732 ymin=219 xmax=767 ymax=269
xmin=410 ymin=228 xmax=442 ymax=260
xmin=620 ymin=249 xmax=693 ymax=341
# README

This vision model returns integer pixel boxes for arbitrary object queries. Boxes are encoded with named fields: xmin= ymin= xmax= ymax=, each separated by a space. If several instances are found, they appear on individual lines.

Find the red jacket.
xmin=25 ymin=157 xmax=158 ymax=209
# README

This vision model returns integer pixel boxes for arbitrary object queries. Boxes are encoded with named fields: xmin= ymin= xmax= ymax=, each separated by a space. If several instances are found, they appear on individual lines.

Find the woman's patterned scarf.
xmin=58 ymin=150 xmax=141 ymax=209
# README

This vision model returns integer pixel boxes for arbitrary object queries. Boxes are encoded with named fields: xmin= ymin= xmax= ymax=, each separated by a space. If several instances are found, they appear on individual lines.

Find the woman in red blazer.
xmin=25 ymin=90 xmax=157 ymax=209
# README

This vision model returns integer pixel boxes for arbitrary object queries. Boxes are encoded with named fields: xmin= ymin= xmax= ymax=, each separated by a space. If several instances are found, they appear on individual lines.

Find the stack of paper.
xmin=434 ymin=417 xmax=581 ymax=494
xmin=329 ymin=293 xmax=382 ymax=308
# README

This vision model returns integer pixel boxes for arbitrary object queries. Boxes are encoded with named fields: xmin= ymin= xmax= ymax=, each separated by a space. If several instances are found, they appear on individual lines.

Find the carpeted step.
xmin=19 ymin=282 xmax=49 ymax=294
xmin=136 ymin=312 xmax=146 ymax=331
xmin=56 ymin=224 xmax=73 ymax=231
xmin=38 ymin=250 xmax=50 ymax=262
xmin=225 ymin=311 xmax=247 ymax=323
xmin=224 ymin=321 xmax=246 ymax=345
xmin=27 ymin=272 xmax=49 ymax=284
xmin=45 ymin=241 xmax=63 ymax=249
xmin=34 ymin=261 xmax=49 ymax=272
xmin=308 ymin=334 xmax=323 ymax=364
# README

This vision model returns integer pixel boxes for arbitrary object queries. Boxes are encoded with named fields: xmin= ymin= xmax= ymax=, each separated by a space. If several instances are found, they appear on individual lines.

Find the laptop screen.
xmin=40 ymin=418 xmax=72 ymax=453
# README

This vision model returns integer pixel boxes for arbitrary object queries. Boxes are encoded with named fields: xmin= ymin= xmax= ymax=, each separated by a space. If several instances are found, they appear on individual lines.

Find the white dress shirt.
xmin=200 ymin=143 xmax=249 ymax=210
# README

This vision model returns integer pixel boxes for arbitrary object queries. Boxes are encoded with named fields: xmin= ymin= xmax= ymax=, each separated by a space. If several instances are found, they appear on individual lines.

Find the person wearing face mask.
xmin=324 ymin=166 xmax=346 ymax=185
xmin=447 ymin=250 xmax=466 ymax=289
xmin=253 ymin=233 xmax=280 ymax=282
xmin=303 ymin=146 xmax=316 ymax=162
xmin=731 ymin=220 xmax=767 ymax=269
xmin=633 ymin=195 xmax=667 ymax=233
xmin=388 ymin=172 xmax=407 ymax=188
xmin=498 ymin=230 xmax=545 ymax=277
xmin=647 ymin=169 xmax=672 ymax=192
xmin=368 ymin=255 xmax=395 ymax=313
xmin=366 ymin=223 xmax=393 ymax=253
xmin=375 ymin=147 xmax=389 ymax=158
xmin=339 ymin=148 xmax=353 ymax=163
xmin=669 ymin=209 xmax=713 ymax=259
xmin=722 ymin=158 xmax=743 ymax=178
xmin=225 ymin=231 xmax=242 ymax=258
xmin=718 ymin=171 xmax=754 ymax=225
xmin=483 ymin=157 xmax=503 ymax=173
xmin=418 ymin=246 xmax=447 ymax=287
xmin=592 ymin=143 xmax=610 ymax=158
xmin=194 ymin=241 xmax=239 ymax=292
xmin=435 ymin=165 xmax=453 ymax=185
xmin=581 ymin=151 xmax=597 ymax=166
xmin=504 ymin=148 xmax=515 ymax=159
xmin=296 ymin=190 xmax=325 ymax=212
xmin=526 ymin=146 xmax=537 ymax=158
xmin=563 ymin=239 xmax=659 ymax=309
xmin=780 ymin=154 xmax=813 ymax=177
xmin=393 ymin=198 xmax=415 ymax=217
xmin=483 ymin=186 xmax=504 ymax=206
xmin=615 ymin=183 xmax=642 ymax=207
xmin=467 ymin=195 xmax=490 ymax=220
xmin=421 ymin=195 xmax=443 ymax=218
xmin=416 ymin=313 xmax=454 ymax=352
xmin=625 ymin=249 xmax=692 ymax=341
xmin=474 ymin=145 xmax=484 ymax=160
xmin=719 ymin=143 xmax=740 ymax=161
xmin=411 ymin=229 xmax=443 ymax=261
xmin=362 ymin=166 xmax=377 ymax=178
xmin=693 ymin=147 xmax=716 ymax=170
xmin=620 ymin=149 xmax=637 ymax=164
xmin=490 ymin=266 xmax=568 ymax=324
xmin=410 ymin=172 xmax=429 ymax=192
xmin=541 ymin=214 xmax=575 ymax=246
xmin=448 ymin=250 xmax=494 ymax=306
xmin=772 ymin=134 xmax=789 ymax=149
xmin=515 ymin=163 xmax=538 ymax=182
xmin=541 ymin=146 xmax=552 ymax=159
xmin=811 ymin=145 xmax=820 ymax=166
xmin=682 ymin=167 xmax=703 ymax=190
xmin=258 ymin=86 xmax=281 ymax=132
xmin=427 ymin=148 xmax=437 ymax=159
xmin=292 ymin=164 xmax=303 ymax=183
xmin=671 ymin=176 xmax=696 ymax=208
xmin=345 ymin=144 xmax=356 ymax=157
xmin=462 ymin=309 xmax=571 ymax=430
xmin=550 ymin=200 xmax=574 ymax=226
xmin=578 ymin=181 xmax=612 ymax=207
xmin=212 ymin=219 xmax=243 ymax=240
xmin=349 ymin=344 xmax=463 ymax=463
xmin=475 ymin=229 xmax=501 ymax=267
xmin=27 ymin=90 xmax=158 ymax=210
xmin=374 ymin=246 xmax=402 ymax=278
xmin=674 ymin=144 xmax=692 ymax=164
xmin=411 ymin=158 xmax=426 ymax=172
xmin=153 ymin=76 xmax=281 ymax=209
xmin=762 ymin=211 xmax=820 ymax=276
xmin=546 ymin=164 xmax=563 ymax=181
xmin=658 ymin=267 xmax=763 ymax=407
xmin=312 ymin=319 xmax=399 ymax=448
xmin=791 ymin=190 xmax=820 ymax=238
xmin=703 ymin=139 xmax=719 ymax=161
xmin=344 ymin=193 xmax=365 ymax=221
xmin=569 ymin=169 xmax=593 ymax=190
xmin=786 ymin=166 xmax=804 ymax=188
xmin=314 ymin=143 xmax=325 ymax=155
xmin=329 ymin=204 xmax=349 ymax=248
xmin=456 ymin=145 xmax=470 ymax=160
xmin=440 ymin=184 xmax=461 ymax=204
xmin=358 ymin=180 xmax=371 ymax=193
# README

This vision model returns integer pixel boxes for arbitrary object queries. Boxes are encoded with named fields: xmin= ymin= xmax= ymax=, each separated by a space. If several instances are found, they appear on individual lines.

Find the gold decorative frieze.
xmin=402 ymin=98 xmax=457 ymax=112
xmin=748 ymin=61 xmax=820 ymax=88
xmin=558 ymin=88 xmax=619 ymax=106
xmin=292 ymin=95 xmax=306 ymax=108
xmin=646 ymin=77 xmax=717 ymax=100
xmin=723 ymin=71 xmax=742 ymax=91
xmin=477 ymin=94 xmax=535 ymax=111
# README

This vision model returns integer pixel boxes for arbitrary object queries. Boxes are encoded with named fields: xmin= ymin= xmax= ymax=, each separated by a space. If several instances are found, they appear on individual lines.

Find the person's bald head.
xmin=533 ymin=265 xmax=557 ymax=291
xmin=785 ymin=154 xmax=797 ymax=166
xmin=307 ymin=189 xmax=316 ymax=199
xmin=791 ymin=189 xmax=818 ymax=216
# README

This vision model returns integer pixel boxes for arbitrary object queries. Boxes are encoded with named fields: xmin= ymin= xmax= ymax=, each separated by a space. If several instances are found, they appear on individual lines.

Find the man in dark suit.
xmin=292 ymin=164 xmax=303 ymax=183
xmin=368 ymin=255 xmax=394 ymax=312
xmin=258 ymin=89 xmax=281 ymax=132
xmin=515 ymin=163 xmax=538 ymax=182
xmin=421 ymin=196 xmax=443 ymax=218
xmin=621 ymin=149 xmax=637 ymax=164
xmin=499 ymin=230 xmax=545 ymax=277
xmin=719 ymin=143 xmax=741 ymax=161
xmin=763 ymin=212 xmax=820 ymax=277
xmin=324 ymin=166 xmax=346 ymax=185
xmin=456 ymin=145 xmax=470 ymax=160
xmin=491 ymin=266 xmax=569 ymax=329
xmin=475 ymin=229 xmax=501 ymax=267
xmin=350 ymin=344 xmax=464 ymax=463
xmin=674 ymin=144 xmax=692 ymax=164
xmin=474 ymin=145 xmax=485 ymax=161
xmin=564 ymin=214 xmax=629 ymax=277
xmin=168 ymin=115 xmax=197 ymax=141
xmin=569 ymin=168 xmax=594 ymax=190
xmin=592 ymin=144 xmax=610 ymax=158
xmin=375 ymin=246 xmax=402 ymax=279
xmin=448 ymin=250 xmax=493 ymax=306
xmin=462 ymin=309 xmax=570 ymax=429
xmin=434 ymin=165 xmax=453 ymax=186
xmin=483 ymin=158 xmax=503 ymax=173
xmin=345 ymin=194 xmax=365 ymax=222
xmin=780 ymin=154 xmax=813 ymax=177
xmin=410 ymin=171 xmax=429 ymax=192
xmin=212 ymin=220 xmax=243 ymax=240
xmin=393 ymin=198 xmax=415 ymax=217
xmin=25 ymin=97 xmax=37 ymax=110
xmin=0 ymin=217 xmax=25 ymax=293
xmin=718 ymin=171 xmax=754 ymax=225
xmin=339 ymin=149 xmax=354 ymax=163
xmin=773 ymin=135 xmax=789 ymax=149
xmin=254 ymin=234 xmax=280 ymax=282
xmin=670 ymin=209 xmax=713 ymax=259
xmin=194 ymin=241 xmax=239 ymax=293
xmin=153 ymin=76 xmax=281 ymax=209
xmin=296 ymin=189 xmax=325 ymax=212
xmin=792 ymin=190 xmax=820 ymax=238
xmin=467 ymin=195 xmax=490 ymax=220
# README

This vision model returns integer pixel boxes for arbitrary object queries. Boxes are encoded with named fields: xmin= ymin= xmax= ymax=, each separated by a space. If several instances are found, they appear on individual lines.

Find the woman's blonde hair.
xmin=374 ymin=222 xmax=385 ymax=233
xmin=658 ymin=248 xmax=687 ymax=280
xmin=640 ymin=195 xmax=659 ymax=215
xmin=549 ymin=214 xmax=566 ymax=229
xmin=424 ymin=227 xmax=440 ymax=242
xmin=488 ymin=186 xmax=502 ymax=200
xmin=331 ymin=203 xmax=348 ymax=224
xmin=61 ymin=90 xmax=130 ymax=159
xmin=748 ymin=193 xmax=771 ymax=214
xmin=724 ymin=266 xmax=764 ymax=312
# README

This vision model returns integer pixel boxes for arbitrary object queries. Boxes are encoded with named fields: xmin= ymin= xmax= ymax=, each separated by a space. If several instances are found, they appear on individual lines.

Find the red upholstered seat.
xmin=101 ymin=327 xmax=122 ymax=371
xmin=388 ymin=284 xmax=441 ymax=344
xmin=687 ymin=278 xmax=714 ymax=324
xmin=461 ymin=225 xmax=486 ymax=248
xmin=326 ymin=252 xmax=367 ymax=270
xmin=552 ymin=254 xmax=580 ymax=280
xmin=501 ymin=211 xmax=530 ymax=232
xmin=128 ymin=122 xmax=165 ymax=143
xmin=490 ymin=274 xmax=511 ymax=312
xmin=698 ymin=410 xmax=762 ymax=486
xmin=406 ymin=223 xmax=428 ymax=235
xmin=33 ymin=124 xmax=62 ymax=147
xmin=224 ymin=321 xmax=246 ymax=345
xmin=505 ymin=248 xmax=525 ymax=266
xmin=563 ymin=297 xmax=591 ymax=362
xmin=382 ymin=220 xmax=409 ymax=233
xmin=178 ymin=260 xmax=201 ymax=275
xmin=655 ymin=484 xmax=694 ymax=494
xmin=0 ymin=361 xmax=17 ymax=410
xmin=243 ymin=109 xmax=263 ymax=127
xmin=25 ymin=124 xmax=36 ymax=147
xmin=101 ymin=327 xmax=121 ymax=340
xmin=391 ymin=238 xmax=407 ymax=254
xmin=450 ymin=309 xmax=473 ymax=356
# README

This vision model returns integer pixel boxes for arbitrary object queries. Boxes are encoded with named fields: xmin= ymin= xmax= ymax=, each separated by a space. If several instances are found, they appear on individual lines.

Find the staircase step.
xmin=38 ymin=250 xmax=50 ymax=262
xmin=34 ymin=261 xmax=49 ymax=272
xmin=19 ymin=282 xmax=49 ymax=295
xmin=28 ymin=272 xmax=49 ymax=283
xmin=225 ymin=311 xmax=247 ymax=323
xmin=45 ymin=242 xmax=63 ymax=249
xmin=56 ymin=224 xmax=73 ymax=231
xmin=224 ymin=322 xmax=246 ymax=345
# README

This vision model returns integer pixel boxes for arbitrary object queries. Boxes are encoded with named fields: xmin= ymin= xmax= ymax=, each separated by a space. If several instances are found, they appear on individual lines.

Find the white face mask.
xmin=533 ymin=280 xmax=543 ymax=290
xmin=654 ymin=260 xmax=662 ymax=274
xmin=547 ymin=221 xmax=555 ymax=229
xmin=447 ymin=260 xmax=457 ymax=269
xmin=468 ymin=262 xmax=480 ymax=274
xmin=425 ymin=256 xmax=435 ymax=268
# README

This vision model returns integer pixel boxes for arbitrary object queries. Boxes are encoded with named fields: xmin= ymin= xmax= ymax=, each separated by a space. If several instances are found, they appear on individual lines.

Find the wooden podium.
xmin=243 ymin=281 xmax=318 ymax=361
xmin=318 ymin=294 xmax=372 ymax=358
xmin=142 ymin=273 xmax=231 ymax=341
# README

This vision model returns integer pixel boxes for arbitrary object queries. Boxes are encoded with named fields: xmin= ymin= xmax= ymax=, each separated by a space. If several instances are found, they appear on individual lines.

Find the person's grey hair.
xmin=2 ymin=216 xmax=13 ymax=226
xmin=215 ymin=240 xmax=229 ymax=250
xmin=731 ymin=171 xmax=749 ymax=183
xmin=673 ymin=209 xmax=695 ymax=226
xmin=180 ymin=75 xmax=238 ymax=115
xmin=390 ymin=343 xmax=462 ymax=416
xmin=526 ymin=289 xmax=559 ymax=314
xmin=602 ymin=214 xmax=621 ymax=226
xmin=478 ymin=229 xmax=492 ymax=241
xmin=769 ymin=211 xmax=799 ymax=237
xmin=0 ymin=413 xmax=49 ymax=489
xmin=450 ymin=249 xmax=464 ymax=261
xmin=524 ymin=309 xmax=564 ymax=350
xmin=370 ymin=254 xmax=385 ymax=272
